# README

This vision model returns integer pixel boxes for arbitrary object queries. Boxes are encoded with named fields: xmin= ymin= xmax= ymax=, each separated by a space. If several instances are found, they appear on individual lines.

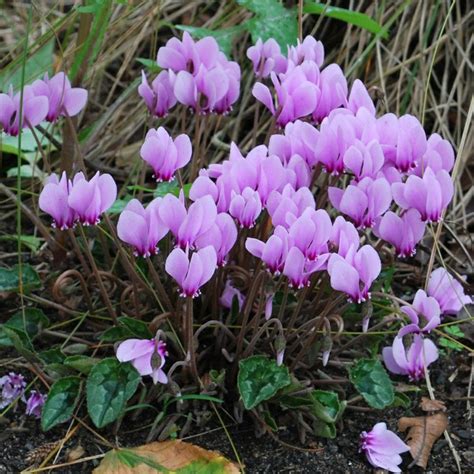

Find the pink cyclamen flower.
xmin=140 ymin=127 xmax=192 ymax=182
xmin=329 ymin=177 xmax=392 ymax=229
xmin=283 ymin=246 xmax=328 ymax=289
xmin=25 ymin=390 xmax=46 ymax=418
xmin=246 ymin=225 xmax=290 ymax=275
xmin=220 ymin=280 xmax=245 ymax=311
xmin=266 ymin=184 xmax=315 ymax=228
xmin=31 ymin=72 xmax=87 ymax=122
xmin=287 ymin=208 xmax=332 ymax=260
xmin=68 ymin=172 xmax=117 ymax=225
xmin=376 ymin=113 xmax=427 ymax=172
xmin=287 ymin=36 xmax=324 ymax=67
xmin=383 ymin=334 xmax=438 ymax=382
xmin=343 ymin=139 xmax=385 ymax=181
xmin=312 ymin=64 xmax=348 ymax=123
xmin=194 ymin=212 xmax=237 ymax=265
xmin=328 ymin=245 xmax=381 ymax=303
xmin=160 ymin=194 xmax=217 ymax=249
xmin=399 ymin=289 xmax=441 ymax=336
xmin=330 ymin=216 xmax=360 ymax=259
xmin=253 ymin=66 xmax=319 ymax=127
xmin=269 ymin=120 xmax=320 ymax=168
xmin=0 ymin=85 xmax=48 ymax=136
xmin=373 ymin=209 xmax=426 ymax=258
xmin=247 ymin=38 xmax=287 ymax=78
xmin=138 ymin=70 xmax=177 ymax=117
xmin=392 ymin=167 xmax=454 ymax=222
xmin=411 ymin=132 xmax=455 ymax=176
xmin=117 ymin=198 xmax=169 ymax=257
xmin=39 ymin=172 xmax=77 ymax=230
xmin=165 ymin=245 xmax=217 ymax=298
xmin=346 ymin=79 xmax=375 ymax=116
xmin=229 ymin=187 xmax=263 ymax=228
xmin=427 ymin=268 xmax=472 ymax=315
xmin=360 ymin=422 xmax=409 ymax=472
xmin=0 ymin=372 xmax=26 ymax=409
xmin=116 ymin=337 xmax=168 ymax=384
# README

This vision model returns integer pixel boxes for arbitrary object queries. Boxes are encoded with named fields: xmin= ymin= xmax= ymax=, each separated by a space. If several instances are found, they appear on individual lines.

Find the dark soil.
xmin=1 ymin=354 xmax=472 ymax=473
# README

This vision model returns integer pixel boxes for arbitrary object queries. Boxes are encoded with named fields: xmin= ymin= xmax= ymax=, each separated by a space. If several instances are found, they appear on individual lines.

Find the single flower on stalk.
xmin=117 ymin=198 xmax=169 ymax=257
xmin=247 ymin=38 xmax=287 ymax=78
xmin=165 ymin=245 xmax=217 ymax=298
xmin=0 ymin=372 xmax=26 ymax=409
xmin=138 ymin=70 xmax=177 ymax=118
xmin=427 ymin=267 xmax=472 ymax=315
xmin=360 ymin=422 xmax=409 ymax=473
xmin=0 ymin=85 xmax=48 ymax=136
xmin=140 ymin=127 xmax=192 ymax=182
xmin=25 ymin=390 xmax=46 ymax=418
xmin=116 ymin=337 xmax=168 ymax=384
xmin=382 ymin=333 xmax=438 ymax=381
xmin=373 ymin=209 xmax=426 ymax=258
xmin=39 ymin=172 xmax=77 ymax=230
xmin=31 ymin=72 xmax=88 ymax=122
xmin=398 ymin=289 xmax=441 ymax=336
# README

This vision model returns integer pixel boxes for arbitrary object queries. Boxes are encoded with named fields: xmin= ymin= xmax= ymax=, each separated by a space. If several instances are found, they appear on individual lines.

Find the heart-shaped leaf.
xmin=238 ymin=355 xmax=291 ymax=410
xmin=87 ymin=358 xmax=141 ymax=428
xmin=349 ymin=358 xmax=394 ymax=409
xmin=41 ymin=376 xmax=82 ymax=431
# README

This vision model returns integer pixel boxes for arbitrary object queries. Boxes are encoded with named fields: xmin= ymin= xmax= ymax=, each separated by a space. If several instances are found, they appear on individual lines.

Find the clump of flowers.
xmin=0 ymin=372 xmax=26 ymax=409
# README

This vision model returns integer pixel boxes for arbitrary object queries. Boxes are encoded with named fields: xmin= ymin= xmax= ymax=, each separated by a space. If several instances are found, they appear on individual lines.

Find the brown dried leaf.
xmin=93 ymin=440 xmax=240 ymax=473
xmin=66 ymin=443 xmax=86 ymax=462
xmin=420 ymin=397 xmax=446 ymax=412
xmin=398 ymin=413 xmax=448 ymax=469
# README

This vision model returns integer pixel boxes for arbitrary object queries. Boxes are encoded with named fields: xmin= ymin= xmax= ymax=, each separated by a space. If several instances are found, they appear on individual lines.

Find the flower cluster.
xmin=383 ymin=267 xmax=471 ymax=381
xmin=139 ymin=32 xmax=241 ymax=117
xmin=0 ymin=372 xmax=46 ymax=419
xmin=39 ymin=171 xmax=117 ymax=229
xmin=0 ymin=72 xmax=87 ymax=136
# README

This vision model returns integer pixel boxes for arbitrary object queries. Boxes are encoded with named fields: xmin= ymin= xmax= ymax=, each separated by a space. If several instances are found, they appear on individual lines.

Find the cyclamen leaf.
xmin=41 ymin=376 xmax=82 ymax=431
xmin=0 ymin=308 xmax=49 ymax=347
xmin=64 ymin=355 xmax=100 ymax=375
xmin=237 ymin=0 xmax=298 ymax=50
xmin=0 ymin=264 xmax=41 ymax=293
xmin=176 ymin=25 xmax=245 ymax=58
xmin=310 ymin=390 xmax=344 ymax=423
xmin=86 ymin=358 xmax=141 ymax=428
xmin=349 ymin=358 xmax=394 ymax=409
xmin=238 ymin=355 xmax=291 ymax=410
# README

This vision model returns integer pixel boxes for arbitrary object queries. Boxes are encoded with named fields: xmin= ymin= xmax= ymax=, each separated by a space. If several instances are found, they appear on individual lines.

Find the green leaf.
xmin=439 ymin=337 xmax=464 ymax=352
xmin=39 ymin=347 xmax=66 ymax=364
xmin=0 ymin=264 xmax=41 ymax=293
xmin=349 ymin=358 xmax=394 ymax=409
xmin=0 ymin=235 xmax=43 ymax=252
xmin=153 ymin=180 xmax=191 ymax=199
xmin=390 ymin=392 xmax=411 ymax=408
xmin=1 ymin=326 xmax=38 ymax=362
xmin=107 ymin=195 xmax=133 ymax=215
xmin=238 ymin=0 xmax=298 ymax=50
xmin=44 ymin=363 xmax=76 ymax=380
xmin=176 ymin=25 xmax=245 ymax=57
xmin=303 ymin=2 xmax=388 ymax=38
xmin=41 ymin=376 xmax=82 ymax=431
xmin=100 ymin=316 xmax=152 ymax=342
xmin=312 ymin=420 xmax=336 ymax=439
xmin=118 ymin=316 xmax=153 ymax=339
xmin=86 ymin=358 xmax=141 ymax=428
xmin=135 ymin=58 xmax=161 ymax=73
xmin=309 ymin=390 xmax=343 ymax=424
xmin=64 ymin=355 xmax=100 ymax=375
xmin=262 ymin=410 xmax=278 ymax=431
xmin=0 ymin=40 xmax=54 ymax=91
xmin=238 ymin=355 xmax=291 ymax=410
xmin=0 ymin=308 xmax=49 ymax=347
xmin=444 ymin=325 xmax=464 ymax=338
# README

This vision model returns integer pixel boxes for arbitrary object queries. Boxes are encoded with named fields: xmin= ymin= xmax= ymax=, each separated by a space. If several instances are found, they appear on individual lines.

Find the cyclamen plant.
xmin=4 ymin=29 xmax=472 ymax=471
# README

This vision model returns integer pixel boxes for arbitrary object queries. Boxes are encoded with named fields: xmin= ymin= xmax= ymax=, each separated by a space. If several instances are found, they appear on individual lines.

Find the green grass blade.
xmin=303 ymin=2 xmax=388 ymax=38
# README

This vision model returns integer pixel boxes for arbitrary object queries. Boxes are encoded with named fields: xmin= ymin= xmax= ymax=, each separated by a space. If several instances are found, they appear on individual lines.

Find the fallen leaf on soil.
xmin=66 ymin=443 xmax=85 ymax=462
xmin=398 ymin=412 xmax=448 ymax=469
xmin=420 ymin=397 xmax=447 ymax=412
xmin=93 ymin=439 xmax=240 ymax=473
